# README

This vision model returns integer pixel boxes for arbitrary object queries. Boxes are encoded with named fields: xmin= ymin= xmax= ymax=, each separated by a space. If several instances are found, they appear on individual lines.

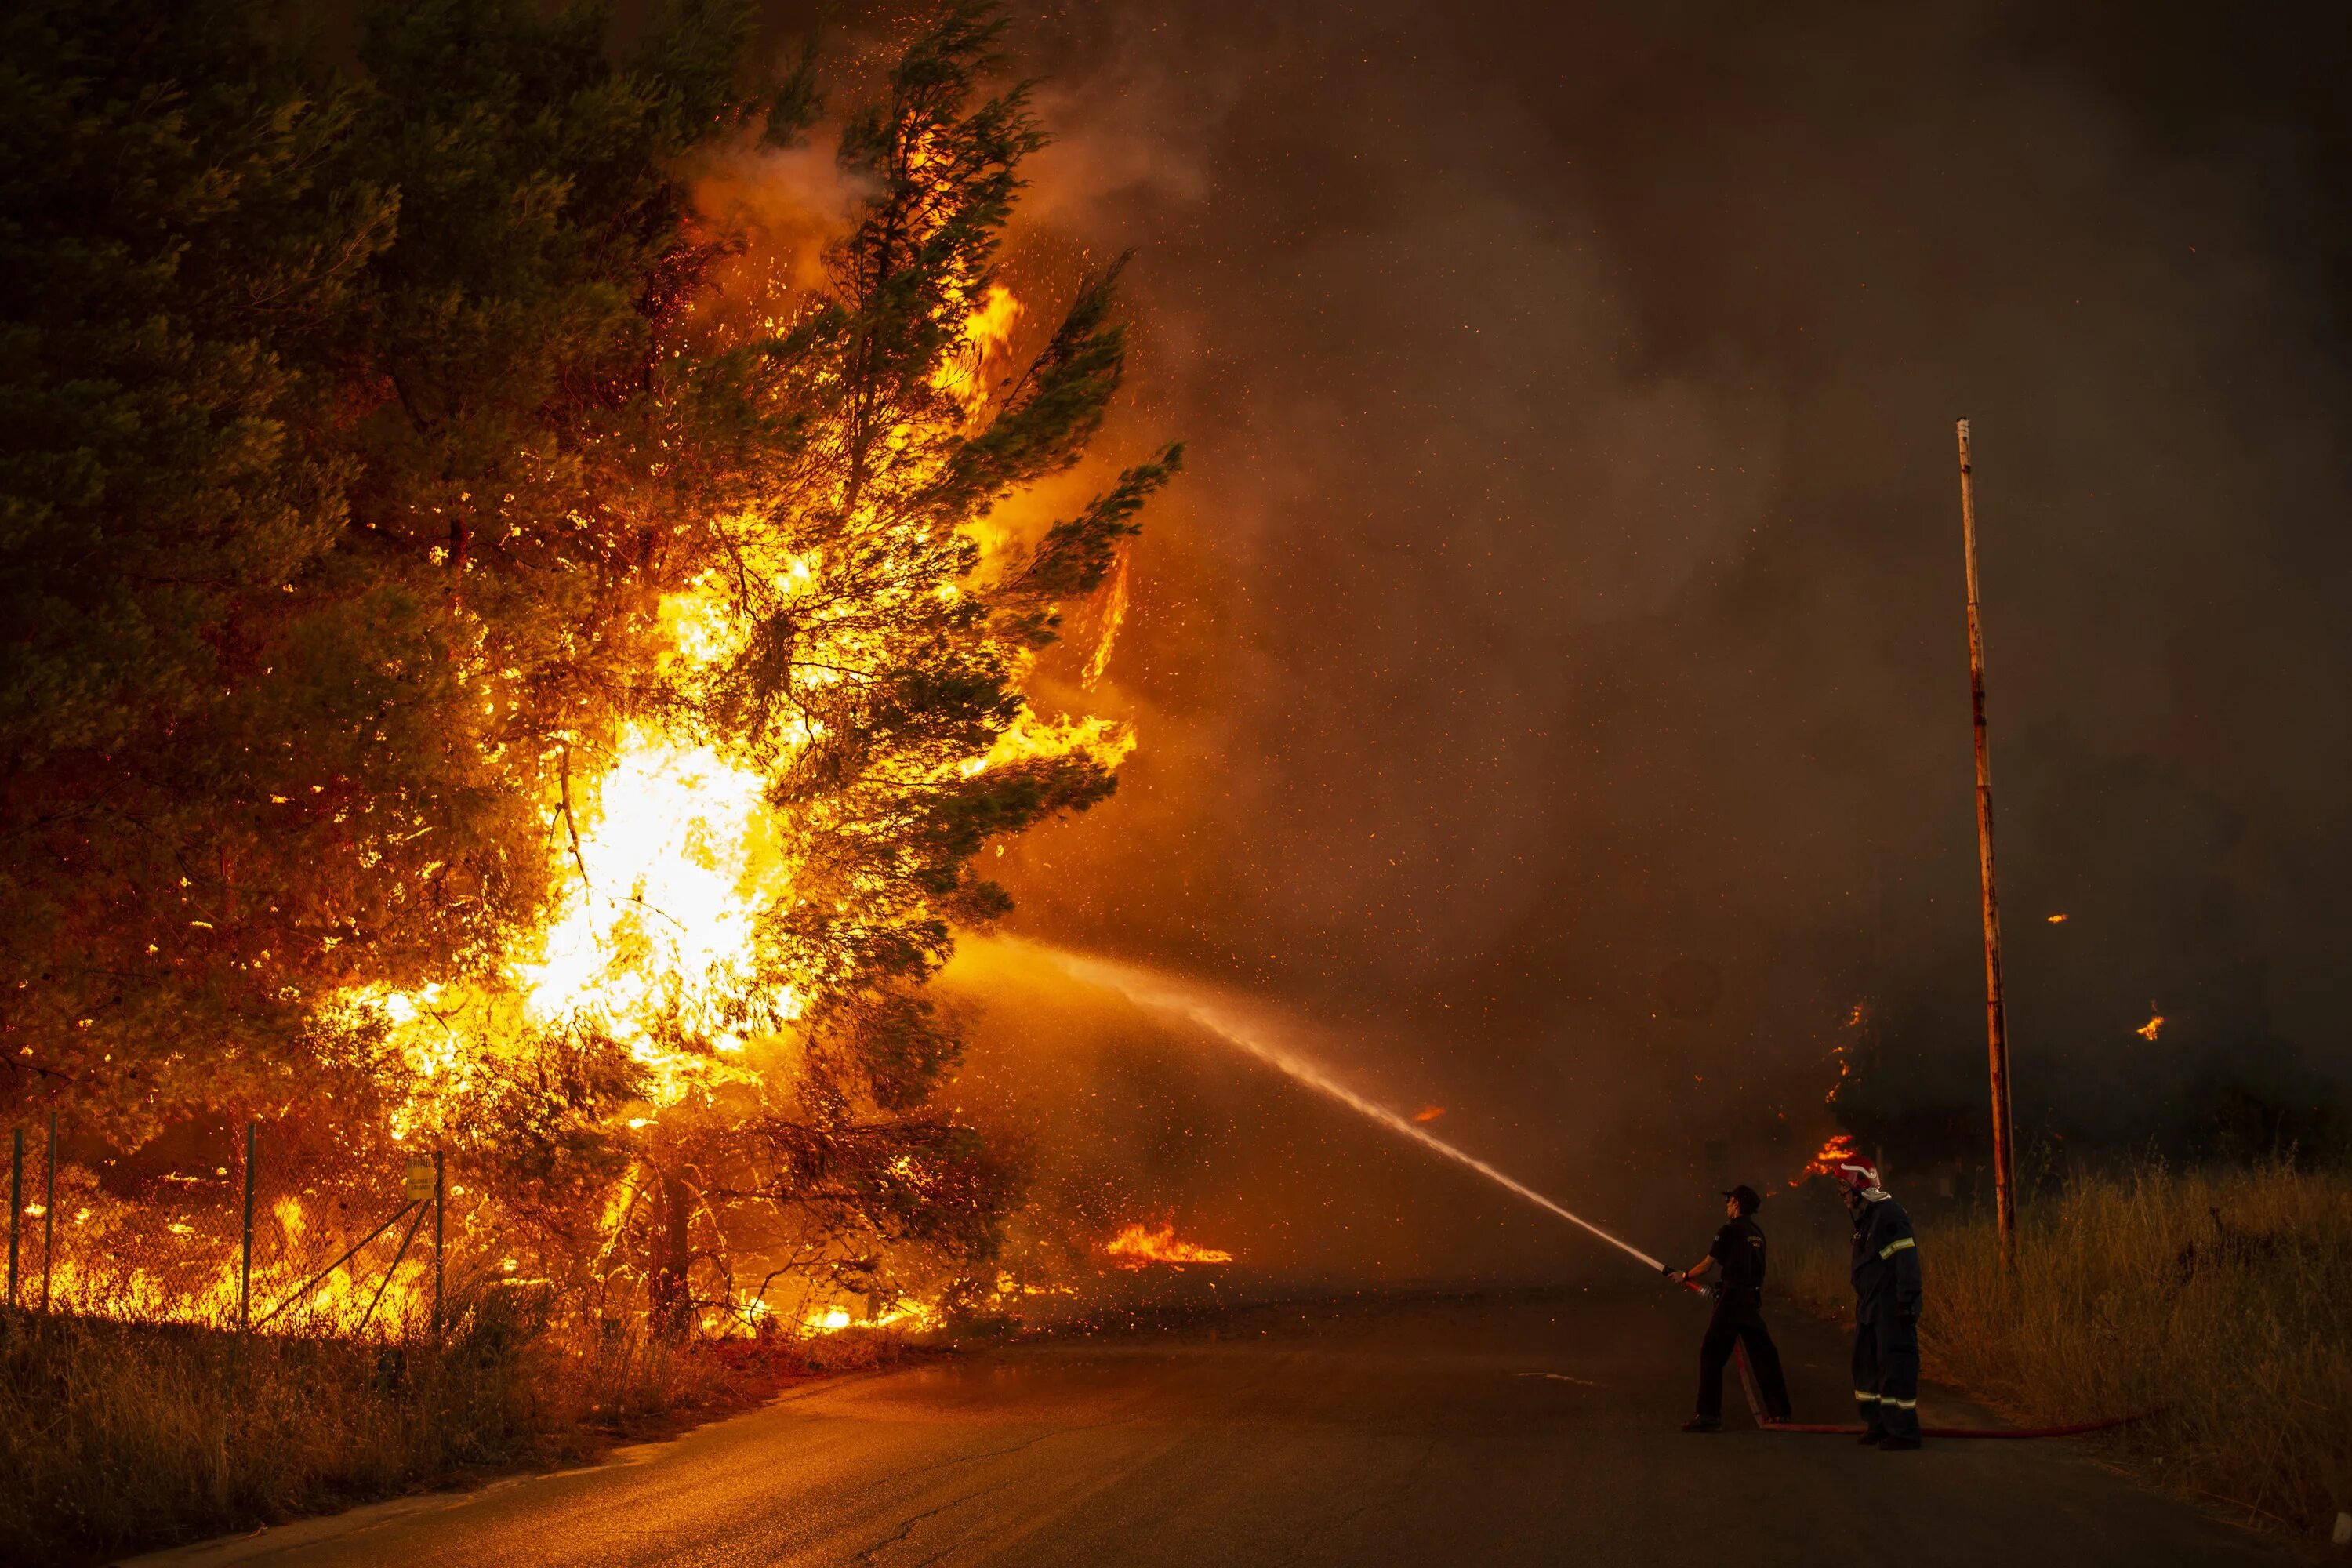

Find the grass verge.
xmin=1780 ymin=1162 xmax=2351 ymax=1543
xmin=0 ymin=1291 xmax=898 ymax=1567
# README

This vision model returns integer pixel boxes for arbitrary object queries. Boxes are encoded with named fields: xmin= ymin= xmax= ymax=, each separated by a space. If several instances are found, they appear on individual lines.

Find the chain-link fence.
xmin=5 ymin=1115 xmax=450 ymax=1340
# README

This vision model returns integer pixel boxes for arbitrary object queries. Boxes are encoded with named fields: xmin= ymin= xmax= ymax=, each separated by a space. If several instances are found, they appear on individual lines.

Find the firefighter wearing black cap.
xmin=1835 ymin=1153 xmax=1925 ymax=1449
xmin=1666 ymin=1184 xmax=1792 ymax=1431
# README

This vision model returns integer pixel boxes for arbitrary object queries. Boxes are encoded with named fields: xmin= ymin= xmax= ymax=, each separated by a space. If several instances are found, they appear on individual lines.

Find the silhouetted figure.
xmin=1833 ymin=1154 xmax=1925 ymax=1449
xmin=1668 ymin=1184 xmax=1793 ymax=1430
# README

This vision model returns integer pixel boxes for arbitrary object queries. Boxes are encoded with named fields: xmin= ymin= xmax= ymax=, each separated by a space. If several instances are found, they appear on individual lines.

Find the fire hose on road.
xmin=1685 ymin=1276 xmax=2150 ymax=1439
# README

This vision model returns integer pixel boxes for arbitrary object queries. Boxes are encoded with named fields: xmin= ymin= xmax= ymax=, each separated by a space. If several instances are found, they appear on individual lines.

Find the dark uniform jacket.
xmin=1708 ymin=1216 xmax=1767 ymax=1305
xmin=1849 ymin=1196 xmax=1923 ymax=1325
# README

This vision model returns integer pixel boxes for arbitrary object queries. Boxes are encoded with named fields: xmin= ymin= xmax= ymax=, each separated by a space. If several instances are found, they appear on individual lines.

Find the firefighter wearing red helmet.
xmin=1836 ymin=1154 xmax=1925 ymax=1448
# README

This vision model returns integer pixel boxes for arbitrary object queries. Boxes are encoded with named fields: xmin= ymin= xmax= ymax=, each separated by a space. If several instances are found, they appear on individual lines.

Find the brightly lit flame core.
xmin=522 ymin=723 xmax=792 ymax=1087
xmin=798 ymin=1296 xmax=939 ymax=1335
xmin=362 ymin=278 xmax=1133 ymax=1141
xmin=365 ymin=669 xmax=793 ymax=1131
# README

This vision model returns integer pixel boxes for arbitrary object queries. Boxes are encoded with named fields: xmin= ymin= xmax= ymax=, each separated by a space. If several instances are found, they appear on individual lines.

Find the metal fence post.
xmin=42 ymin=1111 xmax=55 ymax=1313
xmin=239 ymin=1121 xmax=256 ymax=1334
xmin=8 ymin=1127 xmax=20 ymax=1309
xmin=432 ymin=1149 xmax=445 ymax=1338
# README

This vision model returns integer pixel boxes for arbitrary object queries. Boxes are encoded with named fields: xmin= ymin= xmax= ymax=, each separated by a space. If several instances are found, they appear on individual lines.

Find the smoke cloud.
xmin=966 ymin=0 xmax=2352 ymax=1170
xmin=742 ymin=2 xmax=2352 ymax=1258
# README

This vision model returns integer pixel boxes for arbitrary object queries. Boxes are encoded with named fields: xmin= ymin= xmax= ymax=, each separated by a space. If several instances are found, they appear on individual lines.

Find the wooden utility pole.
xmin=1957 ymin=419 xmax=2016 ymax=1265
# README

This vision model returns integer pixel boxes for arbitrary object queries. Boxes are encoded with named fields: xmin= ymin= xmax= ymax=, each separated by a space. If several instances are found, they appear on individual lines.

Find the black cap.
xmin=1723 ymin=1185 xmax=1761 ymax=1214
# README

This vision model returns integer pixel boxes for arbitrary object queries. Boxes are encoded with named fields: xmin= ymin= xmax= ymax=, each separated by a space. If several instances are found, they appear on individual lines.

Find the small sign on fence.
xmin=402 ymin=1156 xmax=436 ymax=1204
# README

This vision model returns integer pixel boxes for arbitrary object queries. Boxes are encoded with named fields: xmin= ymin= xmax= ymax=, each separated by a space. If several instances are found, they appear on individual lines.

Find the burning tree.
xmin=0 ymin=0 xmax=1175 ymax=1337
xmin=641 ymin=8 xmax=1183 ymax=1332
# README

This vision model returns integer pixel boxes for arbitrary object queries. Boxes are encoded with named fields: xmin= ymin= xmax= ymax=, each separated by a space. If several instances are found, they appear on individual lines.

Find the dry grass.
xmin=1780 ymin=1163 xmax=2352 ymax=1542
xmin=0 ymin=1290 xmax=862 ymax=1567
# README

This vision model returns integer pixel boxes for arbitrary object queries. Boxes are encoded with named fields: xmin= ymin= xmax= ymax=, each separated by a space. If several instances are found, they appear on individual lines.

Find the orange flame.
xmin=2136 ymin=1013 xmax=2164 ymax=1042
xmin=1103 ymin=1221 xmax=1233 ymax=1270
xmin=1411 ymin=1104 xmax=1446 ymax=1123
xmin=2046 ymin=913 xmax=2069 ymax=924
xmin=1080 ymin=551 xmax=1131 ymax=692
xmin=932 ymin=283 xmax=1022 ymax=419
xmin=1791 ymin=1132 xmax=1858 ymax=1187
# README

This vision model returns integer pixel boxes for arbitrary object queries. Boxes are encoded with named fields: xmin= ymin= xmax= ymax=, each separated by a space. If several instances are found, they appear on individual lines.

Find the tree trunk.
xmin=649 ymin=1169 xmax=694 ymax=1341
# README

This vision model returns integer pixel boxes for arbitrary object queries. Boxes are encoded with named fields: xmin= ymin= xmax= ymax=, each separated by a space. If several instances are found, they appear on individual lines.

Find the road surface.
xmin=135 ymin=1289 xmax=2278 ymax=1567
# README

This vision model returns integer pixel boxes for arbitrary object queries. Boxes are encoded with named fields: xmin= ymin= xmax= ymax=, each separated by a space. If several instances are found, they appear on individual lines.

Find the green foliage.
xmin=0 ymin=0 xmax=411 ymax=1128
xmin=0 ymin=0 xmax=771 ymax=1134
xmin=1001 ymin=439 xmax=1184 ymax=646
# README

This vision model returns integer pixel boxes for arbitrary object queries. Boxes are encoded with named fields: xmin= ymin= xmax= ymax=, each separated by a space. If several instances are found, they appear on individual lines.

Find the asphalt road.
xmin=135 ymin=1289 xmax=2281 ymax=1567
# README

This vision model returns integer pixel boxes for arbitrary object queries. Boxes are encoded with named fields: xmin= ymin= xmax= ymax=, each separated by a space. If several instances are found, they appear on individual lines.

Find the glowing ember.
xmin=2136 ymin=1013 xmax=2165 ymax=1042
xmin=1103 ymin=1221 xmax=1234 ymax=1270
xmin=1824 ymin=1040 xmax=1853 ymax=1104
xmin=1791 ymin=1132 xmax=1859 ymax=1186
xmin=1412 ymin=1104 xmax=1446 ymax=1123
xmin=2046 ymin=913 xmax=2069 ymax=924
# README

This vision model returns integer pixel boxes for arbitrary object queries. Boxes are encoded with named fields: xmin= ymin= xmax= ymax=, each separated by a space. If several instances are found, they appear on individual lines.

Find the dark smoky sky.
xmin=787 ymin=2 xmax=2352 ymax=1172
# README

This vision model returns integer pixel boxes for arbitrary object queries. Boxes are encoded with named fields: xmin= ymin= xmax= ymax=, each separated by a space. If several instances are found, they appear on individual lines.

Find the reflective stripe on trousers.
xmin=1852 ymin=1314 xmax=1922 ymax=1438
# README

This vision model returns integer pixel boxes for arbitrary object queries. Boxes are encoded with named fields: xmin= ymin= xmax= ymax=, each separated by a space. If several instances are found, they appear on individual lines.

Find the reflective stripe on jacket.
xmin=1849 ymin=1196 xmax=1923 ymax=1324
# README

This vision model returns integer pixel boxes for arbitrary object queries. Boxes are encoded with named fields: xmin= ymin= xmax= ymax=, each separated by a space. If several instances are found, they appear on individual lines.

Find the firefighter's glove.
xmin=1660 ymin=1265 xmax=1681 ymax=1281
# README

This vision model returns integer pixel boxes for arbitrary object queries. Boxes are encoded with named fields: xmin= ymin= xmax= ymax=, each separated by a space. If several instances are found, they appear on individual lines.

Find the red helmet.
xmin=1832 ymin=1154 xmax=1880 ymax=1194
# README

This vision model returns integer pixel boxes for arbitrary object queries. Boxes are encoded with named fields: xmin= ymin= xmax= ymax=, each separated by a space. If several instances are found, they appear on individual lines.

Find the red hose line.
xmin=1690 ymin=1281 xmax=2147 ymax=1440
xmin=1758 ymin=1411 xmax=2152 ymax=1439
